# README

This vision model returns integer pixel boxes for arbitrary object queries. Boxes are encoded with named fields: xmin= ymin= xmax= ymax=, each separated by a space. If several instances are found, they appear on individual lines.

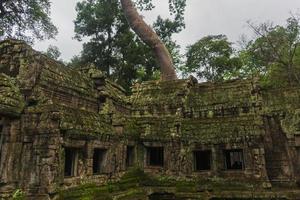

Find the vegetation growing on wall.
xmin=58 ymin=168 xmax=288 ymax=200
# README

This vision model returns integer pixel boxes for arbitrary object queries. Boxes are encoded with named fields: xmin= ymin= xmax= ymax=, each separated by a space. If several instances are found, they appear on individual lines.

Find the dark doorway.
xmin=147 ymin=147 xmax=164 ymax=167
xmin=126 ymin=146 xmax=134 ymax=168
xmin=64 ymin=148 xmax=78 ymax=177
xmin=93 ymin=148 xmax=107 ymax=174
xmin=297 ymin=148 xmax=300 ymax=180
xmin=224 ymin=149 xmax=244 ymax=170
xmin=194 ymin=150 xmax=211 ymax=171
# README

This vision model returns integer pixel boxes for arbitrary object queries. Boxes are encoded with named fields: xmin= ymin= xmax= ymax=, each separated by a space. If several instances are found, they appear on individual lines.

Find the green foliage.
xmin=153 ymin=16 xmax=185 ymax=70
xmin=182 ymin=15 xmax=300 ymax=87
xmin=73 ymin=0 xmax=185 ymax=92
xmin=73 ymin=0 xmax=155 ymax=92
xmin=242 ymin=16 xmax=300 ymax=87
xmin=0 ymin=0 xmax=57 ymax=43
xmin=12 ymin=189 xmax=26 ymax=200
xmin=58 ymin=168 xmax=149 ymax=200
xmin=183 ymin=35 xmax=241 ymax=82
xmin=45 ymin=45 xmax=61 ymax=60
xmin=135 ymin=0 xmax=186 ymax=25
xmin=233 ymin=48 xmax=266 ymax=80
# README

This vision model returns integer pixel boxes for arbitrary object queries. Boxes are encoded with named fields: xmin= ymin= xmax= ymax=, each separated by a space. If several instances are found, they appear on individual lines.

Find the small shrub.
xmin=12 ymin=189 xmax=26 ymax=200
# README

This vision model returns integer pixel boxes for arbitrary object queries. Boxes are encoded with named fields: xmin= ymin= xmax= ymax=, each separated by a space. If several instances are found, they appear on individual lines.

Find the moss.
xmin=59 ymin=169 xmax=277 ymax=200
xmin=2 ymin=39 xmax=300 ymax=200
xmin=58 ymin=168 xmax=150 ymax=200
xmin=0 ymin=73 xmax=25 ymax=116
xmin=113 ymin=189 xmax=147 ymax=200
xmin=58 ymin=183 xmax=112 ymax=200
xmin=210 ymin=198 xmax=287 ymax=200
xmin=12 ymin=189 xmax=26 ymax=200
xmin=26 ymin=103 xmax=114 ymax=135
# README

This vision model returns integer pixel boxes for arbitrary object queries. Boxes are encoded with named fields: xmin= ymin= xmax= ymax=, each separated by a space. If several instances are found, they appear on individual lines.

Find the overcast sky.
xmin=34 ymin=0 xmax=300 ymax=61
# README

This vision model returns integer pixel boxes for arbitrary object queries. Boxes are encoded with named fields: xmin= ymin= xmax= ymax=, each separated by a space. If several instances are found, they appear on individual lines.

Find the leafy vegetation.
xmin=0 ymin=0 xmax=57 ymax=43
xmin=183 ymin=35 xmax=241 ymax=82
xmin=12 ymin=189 xmax=26 ymax=200
xmin=1 ymin=1 xmax=300 ymax=89
xmin=45 ymin=45 xmax=61 ymax=60
xmin=58 ymin=168 xmax=259 ymax=200
xmin=72 ymin=0 xmax=186 ymax=92
xmin=242 ymin=16 xmax=300 ymax=87
xmin=181 ymin=15 xmax=300 ymax=87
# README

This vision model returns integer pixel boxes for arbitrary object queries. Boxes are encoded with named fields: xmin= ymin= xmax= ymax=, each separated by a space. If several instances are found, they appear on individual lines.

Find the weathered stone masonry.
xmin=0 ymin=39 xmax=299 ymax=199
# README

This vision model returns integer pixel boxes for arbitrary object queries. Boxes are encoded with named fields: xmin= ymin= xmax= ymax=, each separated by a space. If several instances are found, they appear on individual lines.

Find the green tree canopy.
xmin=181 ymin=16 xmax=300 ymax=86
xmin=73 ymin=0 xmax=186 ymax=91
xmin=0 ymin=0 xmax=57 ymax=42
xmin=241 ymin=16 xmax=300 ymax=86
xmin=45 ymin=45 xmax=61 ymax=60
xmin=183 ymin=35 xmax=241 ymax=82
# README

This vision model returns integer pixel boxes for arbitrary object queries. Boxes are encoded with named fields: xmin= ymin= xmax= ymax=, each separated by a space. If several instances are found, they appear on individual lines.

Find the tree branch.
xmin=248 ymin=22 xmax=288 ymax=66
xmin=0 ymin=1 xmax=7 ymax=18
xmin=120 ymin=0 xmax=177 ymax=81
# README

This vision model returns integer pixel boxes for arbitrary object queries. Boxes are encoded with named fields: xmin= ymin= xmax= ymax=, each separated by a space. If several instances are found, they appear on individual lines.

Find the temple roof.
xmin=1 ymin=39 xmax=300 ymax=141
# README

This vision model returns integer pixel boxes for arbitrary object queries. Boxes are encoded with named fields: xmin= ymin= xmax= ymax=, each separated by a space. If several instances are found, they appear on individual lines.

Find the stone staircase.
xmin=264 ymin=116 xmax=294 ymax=183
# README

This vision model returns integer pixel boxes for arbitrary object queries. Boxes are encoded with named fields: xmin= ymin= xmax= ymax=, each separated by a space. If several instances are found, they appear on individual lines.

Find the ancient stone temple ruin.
xmin=0 ymin=39 xmax=300 ymax=199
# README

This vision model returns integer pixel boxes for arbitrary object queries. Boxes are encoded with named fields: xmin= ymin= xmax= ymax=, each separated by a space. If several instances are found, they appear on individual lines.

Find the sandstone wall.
xmin=0 ymin=39 xmax=299 ymax=199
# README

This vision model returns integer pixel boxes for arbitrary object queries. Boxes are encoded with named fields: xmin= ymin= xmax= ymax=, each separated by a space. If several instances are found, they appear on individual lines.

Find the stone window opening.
xmin=193 ymin=150 xmax=212 ymax=171
xmin=224 ymin=149 xmax=244 ymax=170
xmin=297 ymin=147 xmax=300 ymax=178
xmin=64 ymin=148 xmax=79 ymax=177
xmin=93 ymin=148 xmax=107 ymax=175
xmin=126 ymin=146 xmax=134 ymax=168
xmin=147 ymin=147 xmax=164 ymax=167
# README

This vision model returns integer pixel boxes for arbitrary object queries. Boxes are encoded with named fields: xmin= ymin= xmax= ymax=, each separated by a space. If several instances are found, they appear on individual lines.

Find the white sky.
xmin=34 ymin=0 xmax=300 ymax=61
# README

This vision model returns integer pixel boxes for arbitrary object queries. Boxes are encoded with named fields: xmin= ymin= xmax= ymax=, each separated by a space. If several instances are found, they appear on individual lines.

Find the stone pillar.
xmin=0 ymin=118 xmax=22 ymax=198
xmin=211 ymin=146 xmax=218 ymax=175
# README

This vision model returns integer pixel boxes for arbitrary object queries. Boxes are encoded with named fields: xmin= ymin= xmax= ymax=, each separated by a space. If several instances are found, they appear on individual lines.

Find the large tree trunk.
xmin=120 ymin=0 xmax=177 ymax=81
